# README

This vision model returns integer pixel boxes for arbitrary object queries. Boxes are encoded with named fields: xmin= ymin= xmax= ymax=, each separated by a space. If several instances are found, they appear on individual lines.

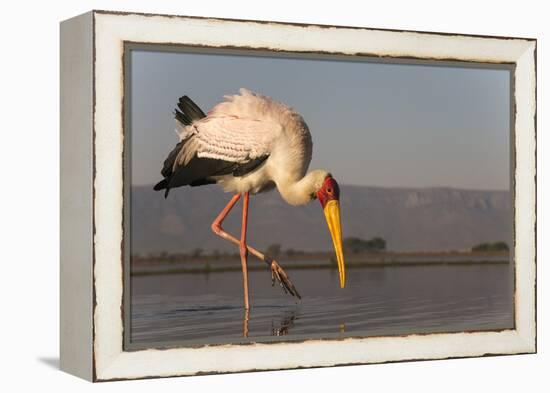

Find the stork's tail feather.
xmin=175 ymin=95 xmax=206 ymax=126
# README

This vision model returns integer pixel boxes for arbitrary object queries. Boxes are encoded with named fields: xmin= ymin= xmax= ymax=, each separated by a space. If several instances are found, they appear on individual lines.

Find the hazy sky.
xmin=130 ymin=49 xmax=510 ymax=190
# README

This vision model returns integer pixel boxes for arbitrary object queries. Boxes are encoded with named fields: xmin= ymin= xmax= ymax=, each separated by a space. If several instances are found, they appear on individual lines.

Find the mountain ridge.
xmin=130 ymin=184 xmax=512 ymax=255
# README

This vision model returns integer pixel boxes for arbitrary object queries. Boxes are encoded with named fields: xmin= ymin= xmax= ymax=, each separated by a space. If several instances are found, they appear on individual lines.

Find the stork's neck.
xmin=277 ymin=170 xmax=328 ymax=206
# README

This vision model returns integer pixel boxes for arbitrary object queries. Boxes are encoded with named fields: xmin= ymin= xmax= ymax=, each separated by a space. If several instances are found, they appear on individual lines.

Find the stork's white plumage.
xmin=154 ymin=89 xmax=346 ymax=311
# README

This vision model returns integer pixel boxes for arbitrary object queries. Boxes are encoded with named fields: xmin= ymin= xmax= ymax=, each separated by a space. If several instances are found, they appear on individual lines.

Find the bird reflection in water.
xmin=241 ymin=309 xmax=300 ymax=337
xmin=243 ymin=309 xmax=250 ymax=337
xmin=271 ymin=312 xmax=298 ymax=337
xmin=241 ymin=310 xmax=347 ymax=337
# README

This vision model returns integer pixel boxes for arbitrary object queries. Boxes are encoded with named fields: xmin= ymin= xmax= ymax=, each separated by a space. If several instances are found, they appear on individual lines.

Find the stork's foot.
xmin=270 ymin=260 xmax=301 ymax=299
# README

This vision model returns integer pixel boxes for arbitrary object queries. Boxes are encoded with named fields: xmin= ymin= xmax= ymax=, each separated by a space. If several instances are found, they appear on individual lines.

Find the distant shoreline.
xmin=131 ymin=251 xmax=510 ymax=276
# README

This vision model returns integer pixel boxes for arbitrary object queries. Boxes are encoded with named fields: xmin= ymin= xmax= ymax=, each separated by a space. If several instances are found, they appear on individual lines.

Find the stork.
xmin=154 ymin=88 xmax=346 ymax=310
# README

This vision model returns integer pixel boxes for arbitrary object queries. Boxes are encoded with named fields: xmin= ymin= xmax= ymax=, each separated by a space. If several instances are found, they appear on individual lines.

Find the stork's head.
xmin=315 ymin=175 xmax=346 ymax=288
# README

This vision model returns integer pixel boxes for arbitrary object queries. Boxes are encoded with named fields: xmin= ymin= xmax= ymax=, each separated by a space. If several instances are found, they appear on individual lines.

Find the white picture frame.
xmin=60 ymin=10 xmax=536 ymax=381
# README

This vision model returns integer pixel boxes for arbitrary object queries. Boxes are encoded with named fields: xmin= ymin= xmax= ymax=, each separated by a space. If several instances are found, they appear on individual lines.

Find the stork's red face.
xmin=316 ymin=176 xmax=340 ymax=208
xmin=316 ymin=176 xmax=346 ymax=288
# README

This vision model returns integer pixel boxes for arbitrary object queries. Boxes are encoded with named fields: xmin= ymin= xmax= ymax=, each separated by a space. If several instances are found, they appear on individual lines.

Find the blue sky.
xmin=130 ymin=49 xmax=511 ymax=190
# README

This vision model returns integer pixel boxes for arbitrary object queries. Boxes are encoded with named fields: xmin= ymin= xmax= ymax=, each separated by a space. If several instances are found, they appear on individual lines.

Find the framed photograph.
xmin=60 ymin=10 xmax=537 ymax=381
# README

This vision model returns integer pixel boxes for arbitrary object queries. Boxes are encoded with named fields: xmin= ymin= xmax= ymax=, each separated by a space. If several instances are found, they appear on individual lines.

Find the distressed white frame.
xmin=61 ymin=10 xmax=536 ymax=381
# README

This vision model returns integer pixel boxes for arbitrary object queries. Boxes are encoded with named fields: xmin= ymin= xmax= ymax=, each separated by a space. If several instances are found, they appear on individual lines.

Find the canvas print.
xmin=126 ymin=48 xmax=513 ymax=348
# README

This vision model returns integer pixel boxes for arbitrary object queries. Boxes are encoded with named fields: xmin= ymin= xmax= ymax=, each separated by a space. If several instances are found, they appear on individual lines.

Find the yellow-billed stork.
xmin=154 ymin=88 xmax=346 ymax=310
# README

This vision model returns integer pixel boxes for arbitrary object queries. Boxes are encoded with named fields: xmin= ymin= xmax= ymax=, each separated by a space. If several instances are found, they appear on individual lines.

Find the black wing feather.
xmin=160 ymin=140 xmax=185 ymax=178
xmin=232 ymin=155 xmax=269 ymax=176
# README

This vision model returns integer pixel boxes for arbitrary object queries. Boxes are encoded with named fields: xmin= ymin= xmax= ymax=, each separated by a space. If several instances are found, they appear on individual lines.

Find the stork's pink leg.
xmin=210 ymin=193 xmax=251 ymax=309
xmin=211 ymin=193 xmax=242 ymax=233
xmin=211 ymin=194 xmax=301 ymax=300
xmin=240 ymin=192 xmax=250 ymax=310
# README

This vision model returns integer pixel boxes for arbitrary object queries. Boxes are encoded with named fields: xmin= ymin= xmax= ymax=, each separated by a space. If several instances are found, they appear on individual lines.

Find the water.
xmin=129 ymin=263 xmax=513 ymax=348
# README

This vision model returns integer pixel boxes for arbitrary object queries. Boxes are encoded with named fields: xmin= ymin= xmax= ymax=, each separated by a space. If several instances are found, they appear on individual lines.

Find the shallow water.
xmin=129 ymin=263 xmax=513 ymax=347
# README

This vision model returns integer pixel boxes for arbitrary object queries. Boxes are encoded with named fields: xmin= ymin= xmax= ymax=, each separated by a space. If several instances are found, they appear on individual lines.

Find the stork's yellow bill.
xmin=316 ymin=176 xmax=346 ymax=288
